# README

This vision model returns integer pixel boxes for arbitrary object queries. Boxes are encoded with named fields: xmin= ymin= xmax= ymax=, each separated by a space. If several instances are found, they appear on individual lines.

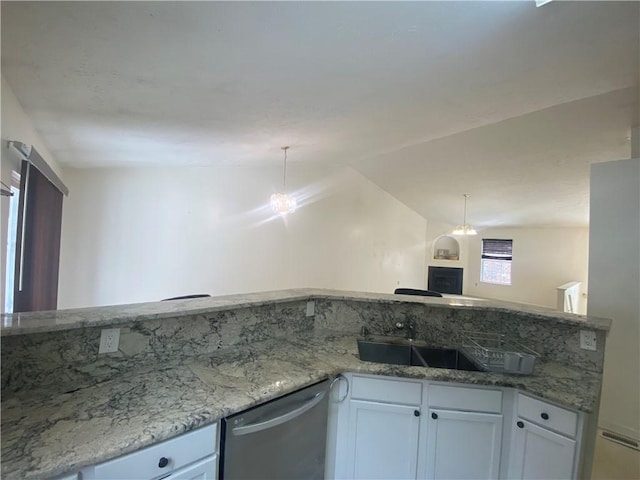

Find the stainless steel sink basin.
xmin=411 ymin=345 xmax=480 ymax=371
xmin=357 ymin=338 xmax=481 ymax=372
xmin=357 ymin=339 xmax=428 ymax=367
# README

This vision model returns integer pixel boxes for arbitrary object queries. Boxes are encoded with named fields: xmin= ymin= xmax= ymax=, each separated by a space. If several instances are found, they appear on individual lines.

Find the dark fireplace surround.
xmin=428 ymin=266 xmax=463 ymax=295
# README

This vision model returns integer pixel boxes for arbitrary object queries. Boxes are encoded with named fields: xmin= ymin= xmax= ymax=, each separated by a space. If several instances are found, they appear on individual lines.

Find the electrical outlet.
xmin=99 ymin=328 xmax=120 ymax=354
xmin=306 ymin=301 xmax=315 ymax=317
xmin=580 ymin=330 xmax=597 ymax=351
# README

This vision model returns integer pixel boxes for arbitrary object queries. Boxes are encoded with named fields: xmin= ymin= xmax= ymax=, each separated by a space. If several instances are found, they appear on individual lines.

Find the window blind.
xmin=482 ymin=239 xmax=513 ymax=260
xmin=13 ymin=160 xmax=63 ymax=312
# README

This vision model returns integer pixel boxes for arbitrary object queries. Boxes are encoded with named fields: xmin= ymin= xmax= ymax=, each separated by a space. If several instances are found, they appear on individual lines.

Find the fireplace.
xmin=428 ymin=266 xmax=463 ymax=295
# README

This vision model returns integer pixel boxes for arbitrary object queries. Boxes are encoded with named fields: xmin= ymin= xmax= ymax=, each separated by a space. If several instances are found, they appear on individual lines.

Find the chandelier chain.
xmin=463 ymin=193 xmax=469 ymax=225
xmin=282 ymin=146 xmax=289 ymax=190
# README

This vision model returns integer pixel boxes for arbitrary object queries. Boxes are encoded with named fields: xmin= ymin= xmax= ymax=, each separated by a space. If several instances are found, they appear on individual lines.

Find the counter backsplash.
xmin=1 ymin=300 xmax=315 ymax=396
xmin=314 ymin=299 xmax=605 ymax=372
xmin=2 ymin=296 xmax=605 ymax=398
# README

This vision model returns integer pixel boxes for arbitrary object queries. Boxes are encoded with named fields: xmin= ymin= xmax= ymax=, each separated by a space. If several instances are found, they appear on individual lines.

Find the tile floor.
xmin=591 ymin=432 xmax=640 ymax=479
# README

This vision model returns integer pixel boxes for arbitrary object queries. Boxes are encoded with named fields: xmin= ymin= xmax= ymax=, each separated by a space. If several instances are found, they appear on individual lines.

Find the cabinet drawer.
xmin=170 ymin=454 xmax=217 ymax=479
xmin=351 ymin=375 xmax=422 ymax=405
xmin=428 ymin=384 xmax=502 ymax=413
xmin=92 ymin=423 xmax=217 ymax=479
xmin=517 ymin=394 xmax=577 ymax=438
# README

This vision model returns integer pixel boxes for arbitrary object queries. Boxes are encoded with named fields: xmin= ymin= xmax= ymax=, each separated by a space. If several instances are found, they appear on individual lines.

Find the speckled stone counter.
xmin=0 ymin=289 xmax=611 ymax=479
xmin=1 ymin=330 xmax=603 ymax=479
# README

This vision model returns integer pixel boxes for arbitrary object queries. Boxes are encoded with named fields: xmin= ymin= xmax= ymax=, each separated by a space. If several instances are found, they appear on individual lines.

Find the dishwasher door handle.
xmin=232 ymin=391 xmax=326 ymax=436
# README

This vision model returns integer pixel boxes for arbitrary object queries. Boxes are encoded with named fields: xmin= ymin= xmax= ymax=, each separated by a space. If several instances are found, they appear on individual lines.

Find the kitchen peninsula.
xmin=1 ymin=289 xmax=610 ymax=479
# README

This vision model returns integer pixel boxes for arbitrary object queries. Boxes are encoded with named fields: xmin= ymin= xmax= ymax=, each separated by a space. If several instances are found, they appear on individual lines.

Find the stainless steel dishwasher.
xmin=221 ymin=379 xmax=330 ymax=479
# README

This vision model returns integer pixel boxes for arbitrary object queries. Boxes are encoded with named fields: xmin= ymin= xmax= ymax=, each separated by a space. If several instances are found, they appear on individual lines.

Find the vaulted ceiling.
xmin=2 ymin=1 xmax=638 ymax=227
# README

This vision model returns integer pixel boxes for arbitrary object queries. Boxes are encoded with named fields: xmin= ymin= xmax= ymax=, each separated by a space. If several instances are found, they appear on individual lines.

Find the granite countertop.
xmin=0 ymin=288 xmax=611 ymax=336
xmin=1 ymin=329 xmax=602 ymax=479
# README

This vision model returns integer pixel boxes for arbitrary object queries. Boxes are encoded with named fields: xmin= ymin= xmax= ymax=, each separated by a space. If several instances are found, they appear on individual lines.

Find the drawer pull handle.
xmin=158 ymin=457 xmax=170 ymax=468
xmin=232 ymin=391 xmax=326 ymax=436
xmin=541 ymin=412 xmax=549 ymax=420
xmin=414 ymin=410 xmax=421 ymax=417
xmin=517 ymin=421 xmax=524 ymax=428
xmin=431 ymin=412 xmax=438 ymax=420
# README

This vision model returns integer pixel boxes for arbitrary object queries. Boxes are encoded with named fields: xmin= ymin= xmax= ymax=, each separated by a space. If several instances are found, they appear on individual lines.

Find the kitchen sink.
xmin=357 ymin=338 xmax=480 ymax=372
xmin=356 ymin=339 xmax=427 ymax=367
xmin=411 ymin=345 xmax=480 ymax=371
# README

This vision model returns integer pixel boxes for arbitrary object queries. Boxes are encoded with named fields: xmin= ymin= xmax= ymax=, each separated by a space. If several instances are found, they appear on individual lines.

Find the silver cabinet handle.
xmin=232 ymin=391 xmax=326 ymax=436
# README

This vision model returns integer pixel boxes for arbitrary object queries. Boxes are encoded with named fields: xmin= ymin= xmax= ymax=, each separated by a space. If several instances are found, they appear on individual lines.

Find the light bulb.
xmin=270 ymin=192 xmax=297 ymax=216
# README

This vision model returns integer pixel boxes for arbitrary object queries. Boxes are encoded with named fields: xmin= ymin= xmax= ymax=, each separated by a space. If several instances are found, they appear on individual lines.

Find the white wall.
xmin=58 ymin=164 xmax=427 ymax=308
xmin=464 ymin=227 xmax=590 ymax=313
xmin=588 ymin=157 xmax=639 ymax=441
xmin=0 ymin=75 xmax=65 ymax=312
xmin=0 ymin=75 xmax=64 ymax=178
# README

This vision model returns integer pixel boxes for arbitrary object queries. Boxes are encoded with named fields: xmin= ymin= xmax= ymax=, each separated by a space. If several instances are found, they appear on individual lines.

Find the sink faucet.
xmin=395 ymin=320 xmax=416 ymax=341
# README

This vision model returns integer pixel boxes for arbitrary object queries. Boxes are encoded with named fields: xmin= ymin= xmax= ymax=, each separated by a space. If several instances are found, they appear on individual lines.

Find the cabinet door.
xmin=510 ymin=418 xmax=576 ymax=480
xmin=424 ymin=409 xmax=502 ymax=480
xmin=170 ymin=455 xmax=217 ymax=480
xmin=345 ymin=400 xmax=421 ymax=480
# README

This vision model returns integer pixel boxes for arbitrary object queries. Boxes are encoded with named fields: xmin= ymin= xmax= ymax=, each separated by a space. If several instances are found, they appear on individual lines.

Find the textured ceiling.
xmin=1 ymin=1 xmax=638 ymax=227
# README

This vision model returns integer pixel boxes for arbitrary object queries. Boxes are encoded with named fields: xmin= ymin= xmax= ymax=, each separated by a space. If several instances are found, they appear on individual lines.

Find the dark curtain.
xmin=13 ymin=160 xmax=63 ymax=312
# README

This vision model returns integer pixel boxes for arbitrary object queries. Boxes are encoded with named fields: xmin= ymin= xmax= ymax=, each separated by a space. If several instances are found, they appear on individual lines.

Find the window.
xmin=481 ymin=239 xmax=512 ymax=285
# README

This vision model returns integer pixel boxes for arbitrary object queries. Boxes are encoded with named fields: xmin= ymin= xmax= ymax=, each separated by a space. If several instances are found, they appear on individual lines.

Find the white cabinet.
xmin=331 ymin=374 xmax=423 ymax=480
xmin=83 ymin=423 xmax=218 ymax=480
xmin=510 ymin=419 xmax=576 ymax=479
xmin=425 ymin=409 xmax=502 ymax=480
xmin=52 ymin=474 xmax=79 ymax=480
xmin=345 ymin=400 xmax=421 ymax=479
xmin=508 ymin=394 xmax=581 ymax=480
xmin=332 ymin=376 xmax=505 ymax=480
xmin=171 ymin=455 xmax=218 ymax=480
xmin=329 ymin=377 xmax=584 ymax=480
xmin=422 ymin=383 xmax=503 ymax=480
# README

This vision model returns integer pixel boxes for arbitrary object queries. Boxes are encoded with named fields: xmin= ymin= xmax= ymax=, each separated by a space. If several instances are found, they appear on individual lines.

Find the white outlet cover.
xmin=99 ymin=328 xmax=120 ymax=354
xmin=580 ymin=330 xmax=597 ymax=351
xmin=306 ymin=301 xmax=315 ymax=317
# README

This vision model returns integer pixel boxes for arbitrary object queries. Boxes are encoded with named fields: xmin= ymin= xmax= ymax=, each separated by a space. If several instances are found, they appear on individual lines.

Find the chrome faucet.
xmin=395 ymin=320 xmax=416 ymax=341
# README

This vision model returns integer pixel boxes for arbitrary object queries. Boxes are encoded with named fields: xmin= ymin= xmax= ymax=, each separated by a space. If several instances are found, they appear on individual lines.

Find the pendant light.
xmin=270 ymin=146 xmax=297 ymax=216
xmin=452 ymin=194 xmax=477 ymax=235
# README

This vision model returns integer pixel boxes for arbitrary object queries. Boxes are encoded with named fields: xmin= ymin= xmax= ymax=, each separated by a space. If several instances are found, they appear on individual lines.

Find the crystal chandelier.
xmin=270 ymin=146 xmax=297 ymax=216
xmin=452 ymin=194 xmax=477 ymax=235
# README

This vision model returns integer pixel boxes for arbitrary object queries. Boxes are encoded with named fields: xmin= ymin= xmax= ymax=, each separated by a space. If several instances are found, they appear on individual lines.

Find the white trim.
xmin=7 ymin=141 xmax=69 ymax=196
